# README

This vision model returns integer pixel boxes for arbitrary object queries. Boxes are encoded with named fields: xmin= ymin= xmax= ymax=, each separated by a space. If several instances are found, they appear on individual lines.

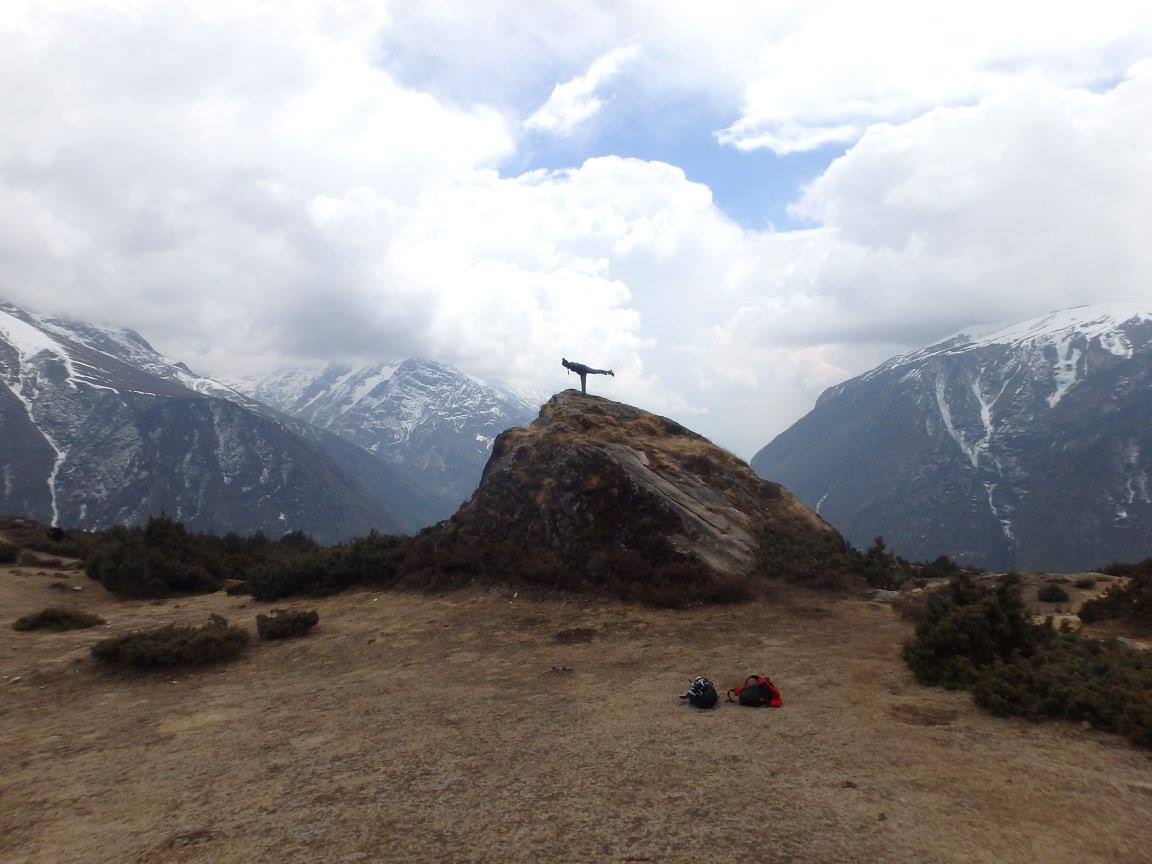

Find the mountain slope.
xmin=228 ymin=360 xmax=540 ymax=520
xmin=0 ymin=301 xmax=416 ymax=540
xmin=751 ymin=303 xmax=1152 ymax=570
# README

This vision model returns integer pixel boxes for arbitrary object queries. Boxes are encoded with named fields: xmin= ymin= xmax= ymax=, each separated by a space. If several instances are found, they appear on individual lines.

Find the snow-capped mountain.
xmin=0 ymin=300 xmax=422 ymax=540
xmin=228 ymin=360 xmax=542 ymax=519
xmin=752 ymin=303 xmax=1152 ymax=571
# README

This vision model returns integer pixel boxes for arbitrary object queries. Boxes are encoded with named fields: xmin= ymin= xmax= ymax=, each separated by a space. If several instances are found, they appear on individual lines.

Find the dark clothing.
xmin=562 ymin=358 xmax=613 ymax=394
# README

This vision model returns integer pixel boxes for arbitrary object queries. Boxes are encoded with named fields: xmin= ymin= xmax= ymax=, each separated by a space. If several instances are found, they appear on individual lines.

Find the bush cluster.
xmin=0 ymin=518 xmax=92 ymax=559
xmin=0 ymin=542 xmax=16 ymax=565
xmin=757 ymin=531 xmax=967 ymax=593
xmin=256 ymin=608 xmax=320 ymax=640
xmin=903 ymin=573 xmax=1152 ymax=748
xmin=1080 ymin=558 xmax=1152 ymax=625
xmin=1038 ymin=583 xmax=1070 ymax=603
xmin=972 ymin=636 xmax=1152 ymax=748
xmin=12 ymin=607 xmax=106 ymax=631
xmin=90 ymin=615 xmax=249 ymax=668
xmin=903 ymin=573 xmax=1038 ymax=689
xmin=246 ymin=531 xmax=402 ymax=601
xmin=82 ymin=515 xmax=360 ymax=600
xmin=1074 ymin=577 xmax=1097 ymax=590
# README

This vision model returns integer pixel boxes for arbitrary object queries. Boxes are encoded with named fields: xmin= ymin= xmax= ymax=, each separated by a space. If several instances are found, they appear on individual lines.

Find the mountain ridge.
xmin=753 ymin=302 xmax=1152 ymax=570
xmin=228 ymin=359 xmax=541 ymax=521
xmin=0 ymin=300 xmax=421 ymax=540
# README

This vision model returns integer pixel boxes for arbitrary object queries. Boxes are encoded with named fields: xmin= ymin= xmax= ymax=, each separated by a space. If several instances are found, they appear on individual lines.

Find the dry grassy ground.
xmin=2 ymin=561 xmax=1151 ymax=864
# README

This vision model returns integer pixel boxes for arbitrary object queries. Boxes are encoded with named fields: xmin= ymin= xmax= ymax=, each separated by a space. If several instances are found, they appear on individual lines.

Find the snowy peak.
xmin=861 ymin=302 xmax=1152 ymax=409
xmin=755 ymin=301 xmax=1152 ymax=571
xmin=0 ymin=300 xmax=419 ymax=539
xmin=0 ymin=300 xmax=245 ymax=403
xmin=230 ymin=358 xmax=542 ymax=519
xmin=881 ymin=302 xmax=1152 ymax=371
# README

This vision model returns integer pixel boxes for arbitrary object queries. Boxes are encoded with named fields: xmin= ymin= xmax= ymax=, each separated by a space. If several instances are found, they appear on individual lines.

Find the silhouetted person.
xmin=562 ymin=357 xmax=614 ymax=394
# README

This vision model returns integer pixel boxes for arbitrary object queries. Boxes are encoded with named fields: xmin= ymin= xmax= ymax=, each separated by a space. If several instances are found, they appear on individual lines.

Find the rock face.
xmin=432 ymin=390 xmax=845 ymax=586
xmin=227 ymin=360 xmax=540 ymax=522
xmin=751 ymin=303 xmax=1152 ymax=571
xmin=0 ymin=300 xmax=422 ymax=541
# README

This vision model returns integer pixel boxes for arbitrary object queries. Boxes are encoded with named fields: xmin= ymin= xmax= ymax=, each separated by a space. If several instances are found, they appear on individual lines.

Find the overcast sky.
xmin=3 ymin=1 xmax=1152 ymax=456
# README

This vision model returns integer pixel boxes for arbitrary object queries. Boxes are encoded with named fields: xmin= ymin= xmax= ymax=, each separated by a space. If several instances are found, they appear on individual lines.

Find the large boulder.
xmin=406 ymin=390 xmax=849 ymax=602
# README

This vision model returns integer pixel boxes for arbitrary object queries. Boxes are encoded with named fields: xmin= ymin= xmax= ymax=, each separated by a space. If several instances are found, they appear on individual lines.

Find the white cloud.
xmin=2 ymin=1 xmax=1152 ymax=460
xmin=383 ymin=1 xmax=1152 ymax=154
xmin=525 ymin=44 xmax=640 ymax=135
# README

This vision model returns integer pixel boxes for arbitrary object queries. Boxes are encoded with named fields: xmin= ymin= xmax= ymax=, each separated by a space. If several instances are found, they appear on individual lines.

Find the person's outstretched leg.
xmin=580 ymin=372 xmax=587 ymax=394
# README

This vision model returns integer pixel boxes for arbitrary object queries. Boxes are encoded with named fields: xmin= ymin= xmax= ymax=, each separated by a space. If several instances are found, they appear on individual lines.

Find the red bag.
xmin=726 ymin=675 xmax=783 ymax=707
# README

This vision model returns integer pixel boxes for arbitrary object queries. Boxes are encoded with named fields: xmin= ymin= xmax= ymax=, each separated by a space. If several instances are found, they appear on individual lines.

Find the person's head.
xmin=561 ymin=357 xmax=569 ymax=368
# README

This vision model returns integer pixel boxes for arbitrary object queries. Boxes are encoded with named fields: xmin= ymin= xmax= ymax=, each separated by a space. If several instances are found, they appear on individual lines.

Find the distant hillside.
xmin=228 ymin=360 xmax=540 ymax=521
xmin=0 ymin=300 xmax=423 ymax=541
xmin=752 ymin=303 xmax=1152 ymax=570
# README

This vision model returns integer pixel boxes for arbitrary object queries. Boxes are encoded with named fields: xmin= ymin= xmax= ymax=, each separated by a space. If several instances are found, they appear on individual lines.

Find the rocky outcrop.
xmin=416 ymin=390 xmax=846 ymax=596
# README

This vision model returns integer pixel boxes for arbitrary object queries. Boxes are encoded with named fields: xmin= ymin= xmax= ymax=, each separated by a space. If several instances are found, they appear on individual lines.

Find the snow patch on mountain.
xmin=230 ymin=359 xmax=542 ymax=519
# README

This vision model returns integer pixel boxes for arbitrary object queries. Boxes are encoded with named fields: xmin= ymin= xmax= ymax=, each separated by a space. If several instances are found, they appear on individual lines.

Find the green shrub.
xmin=904 ymin=574 xmax=1152 ymax=748
xmin=0 ymin=542 xmax=16 ymax=565
xmin=85 ymin=517 xmax=227 ymax=597
xmin=1038 ymin=583 xmax=1070 ymax=603
xmin=1074 ymin=577 xmax=1097 ymax=590
xmin=13 ymin=607 xmax=105 ymax=631
xmin=972 ymin=636 xmax=1152 ymax=748
xmin=91 ymin=615 xmax=249 ymax=668
xmin=248 ymin=531 xmax=403 ymax=601
xmin=1080 ymin=561 xmax=1152 ymax=625
xmin=256 ymin=608 xmax=319 ymax=640
xmin=902 ymin=573 xmax=1038 ymax=690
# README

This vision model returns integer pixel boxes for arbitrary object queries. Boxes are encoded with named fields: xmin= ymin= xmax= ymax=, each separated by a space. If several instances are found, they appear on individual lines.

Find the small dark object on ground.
xmin=550 ymin=664 xmax=572 ymax=674
xmin=13 ymin=607 xmax=105 ymax=631
xmin=255 ymin=608 xmax=319 ymax=640
xmin=91 ymin=616 xmax=249 ymax=667
xmin=680 ymin=676 xmax=719 ymax=709
xmin=1038 ymin=583 xmax=1070 ymax=603
xmin=1074 ymin=577 xmax=1097 ymax=590
xmin=553 ymin=627 xmax=596 ymax=644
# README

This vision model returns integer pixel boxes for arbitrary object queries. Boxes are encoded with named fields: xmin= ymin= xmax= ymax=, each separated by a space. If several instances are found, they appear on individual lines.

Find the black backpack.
xmin=680 ymin=676 xmax=718 ymax=709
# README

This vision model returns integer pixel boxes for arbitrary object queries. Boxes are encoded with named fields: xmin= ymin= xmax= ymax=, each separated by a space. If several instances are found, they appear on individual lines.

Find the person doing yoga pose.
xmin=561 ymin=358 xmax=614 ymax=394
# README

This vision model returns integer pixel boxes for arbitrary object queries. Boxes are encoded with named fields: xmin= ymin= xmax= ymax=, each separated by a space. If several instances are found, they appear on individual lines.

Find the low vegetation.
xmin=13 ymin=607 xmax=106 ymax=631
xmin=1037 ymin=583 xmax=1070 ymax=603
xmin=904 ymin=573 xmax=1152 ymax=748
xmin=256 ymin=608 xmax=319 ymax=640
xmin=0 ymin=517 xmax=92 ymax=559
xmin=247 ymin=531 xmax=402 ymax=601
xmin=756 ymin=531 xmax=969 ymax=594
xmin=1074 ymin=576 xmax=1097 ymax=589
xmin=0 ymin=542 xmax=16 ymax=565
xmin=84 ymin=515 xmax=342 ymax=599
xmin=90 ymin=615 xmax=249 ymax=668
xmin=1080 ymin=558 xmax=1152 ymax=625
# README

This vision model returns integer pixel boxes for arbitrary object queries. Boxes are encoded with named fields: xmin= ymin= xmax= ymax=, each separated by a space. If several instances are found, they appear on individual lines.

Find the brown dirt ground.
xmin=2 ymin=563 xmax=1151 ymax=864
